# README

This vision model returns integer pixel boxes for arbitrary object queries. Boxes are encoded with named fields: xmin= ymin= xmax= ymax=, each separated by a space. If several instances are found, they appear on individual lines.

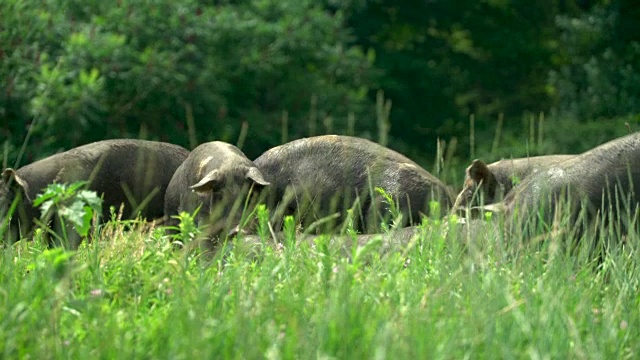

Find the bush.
xmin=549 ymin=4 xmax=640 ymax=121
xmin=1 ymin=0 xmax=376 ymax=164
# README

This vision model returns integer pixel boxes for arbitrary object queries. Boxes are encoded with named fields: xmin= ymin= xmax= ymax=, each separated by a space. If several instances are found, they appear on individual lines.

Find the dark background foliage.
xmin=2 ymin=0 xmax=639 ymax=185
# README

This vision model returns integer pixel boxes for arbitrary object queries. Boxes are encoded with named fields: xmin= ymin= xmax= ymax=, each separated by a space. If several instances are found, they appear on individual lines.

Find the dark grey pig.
xmin=218 ymin=226 xmax=426 ymax=262
xmin=485 ymin=132 xmax=640 ymax=233
xmin=197 ymin=217 xmax=499 ymax=263
xmin=253 ymin=135 xmax=454 ymax=233
xmin=163 ymin=141 xmax=270 ymax=240
xmin=0 ymin=139 xmax=190 ymax=243
xmin=453 ymin=155 xmax=575 ymax=208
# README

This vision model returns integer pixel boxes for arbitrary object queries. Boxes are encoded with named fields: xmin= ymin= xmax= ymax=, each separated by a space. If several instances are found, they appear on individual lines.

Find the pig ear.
xmin=3 ymin=168 xmax=17 ymax=183
xmin=246 ymin=167 xmax=270 ymax=186
xmin=190 ymin=170 xmax=223 ymax=193
xmin=2 ymin=168 xmax=31 ymax=201
xmin=478 ymin=202 xmax=505 ymax=214
xmin=2 ymin=168 xmax=28 ymax=190
xmin=467 ymin=160 xmax=494 ymax=185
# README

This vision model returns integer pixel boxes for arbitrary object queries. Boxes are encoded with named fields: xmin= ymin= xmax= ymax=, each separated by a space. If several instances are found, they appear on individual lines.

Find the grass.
xmin=2 ymin=118 xmax=639 ymax=358
xmin=1 ymin=209 xmax=638 ymax=359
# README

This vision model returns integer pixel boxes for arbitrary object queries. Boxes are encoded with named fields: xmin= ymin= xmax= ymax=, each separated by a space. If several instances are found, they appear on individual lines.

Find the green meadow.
xmin=1 ymin=207 xmax=638 ymax=359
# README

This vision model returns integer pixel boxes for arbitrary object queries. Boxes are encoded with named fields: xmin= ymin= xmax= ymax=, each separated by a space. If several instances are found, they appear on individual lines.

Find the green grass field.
xmin=1 ymin=209 xmax=638 ymax=359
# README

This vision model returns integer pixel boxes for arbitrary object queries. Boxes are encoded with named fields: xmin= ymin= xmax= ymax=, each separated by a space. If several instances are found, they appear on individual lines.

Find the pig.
xmin=253 ymin=135 xmax=455 ymax=233
xmin=220 ymin=226 xmax=426 ymax=262
xmin=163 ymin=141 xmax=270 ymax=242
xmin=197 ymin=217 xmax=499 ymax=263
xmin=0 ymin=139 xmax=190 ymax=245
xmin=453 ymin=155 xmax=575 ymax=209
xmin=485 ymin=132 xmax=640 ymax=234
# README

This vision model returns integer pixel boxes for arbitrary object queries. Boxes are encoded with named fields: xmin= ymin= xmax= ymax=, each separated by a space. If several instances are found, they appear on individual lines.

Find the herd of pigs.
xmin=1 ymin=132 xmax=640 ymax=251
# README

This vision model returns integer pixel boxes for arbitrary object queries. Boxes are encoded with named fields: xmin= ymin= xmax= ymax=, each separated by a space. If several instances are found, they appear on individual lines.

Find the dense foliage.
xmin=2 ymin=0 xmax=639 ymax=170
xmin=341 ymin=0 xmax=640 ymax=161
xmin=2 ymin=0 xmax=374 ymax=163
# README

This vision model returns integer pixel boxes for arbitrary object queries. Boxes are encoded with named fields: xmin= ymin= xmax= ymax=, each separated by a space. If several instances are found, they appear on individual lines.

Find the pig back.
xmin=22 ymin=139 xmax=189 ymax=220
xmin=502 ymin=132 xmax=640 ymax=227
xmin=74 ymin=140 xmax=189 ymax=219
xmin=488 ymin=155 xmax=575 ymax=197
xmin=490 ymin=155 xmax=574 ymax=185
xmin=254 ymin=135 xmax=453 ymax=229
